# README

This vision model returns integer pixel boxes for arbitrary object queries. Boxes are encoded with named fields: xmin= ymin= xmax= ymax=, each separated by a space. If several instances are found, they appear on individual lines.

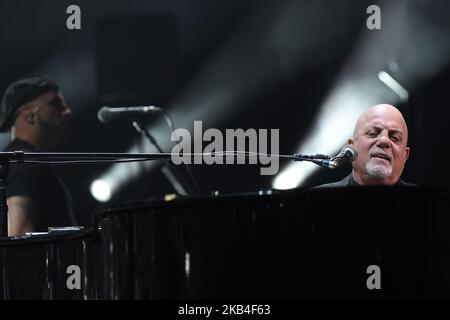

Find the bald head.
xmin=349 ymin=104 xmax=410 ymax=186
xmin=353 ymin=104 xmax=408 ymax=143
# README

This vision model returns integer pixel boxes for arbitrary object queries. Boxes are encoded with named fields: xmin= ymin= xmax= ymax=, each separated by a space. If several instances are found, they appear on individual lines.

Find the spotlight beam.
xmin=378 ymin=71 xmax=409 ymax=102
xmin=273 ymin=0 xmax=450 ymax=190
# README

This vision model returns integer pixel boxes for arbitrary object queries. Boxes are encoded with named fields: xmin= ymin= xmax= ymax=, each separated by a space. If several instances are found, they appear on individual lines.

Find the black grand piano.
xmin=1 ymin=186 xmax=450 ymax=300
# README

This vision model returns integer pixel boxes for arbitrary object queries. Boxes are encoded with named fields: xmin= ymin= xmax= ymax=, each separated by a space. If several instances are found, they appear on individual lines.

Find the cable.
xmin=9 ymin=150 xmax=329 ymax=165
xmin=18 ymin=158 xmax=156 ymax=165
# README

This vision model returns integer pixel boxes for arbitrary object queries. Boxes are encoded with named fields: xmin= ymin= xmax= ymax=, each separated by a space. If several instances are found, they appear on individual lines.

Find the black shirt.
xmin=4 ymin=139 xmax=74 ymax=231
xmin=314 ymin=173 xmax=416 ymax=188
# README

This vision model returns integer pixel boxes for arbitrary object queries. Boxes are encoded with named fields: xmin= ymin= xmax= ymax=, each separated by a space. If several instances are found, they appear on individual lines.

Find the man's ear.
xmin=20 ymin=105 xmax=36 ymax=124
xmin=405 ymin=146 xmax=410 ymax=161
xmin=26 ymin=110 xmax=35 ymax=123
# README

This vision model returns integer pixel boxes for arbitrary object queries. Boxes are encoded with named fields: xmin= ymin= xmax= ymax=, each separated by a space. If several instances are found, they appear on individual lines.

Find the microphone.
xmin=313 ymin=145 xmax=358 ymax=169
xmin=97 ymin=106 xmax=162 ymax=123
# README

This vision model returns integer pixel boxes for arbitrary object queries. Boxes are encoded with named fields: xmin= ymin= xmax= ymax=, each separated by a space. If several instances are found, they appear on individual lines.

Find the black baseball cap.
xmin=0 ymin=74 xmax=59 ymax=132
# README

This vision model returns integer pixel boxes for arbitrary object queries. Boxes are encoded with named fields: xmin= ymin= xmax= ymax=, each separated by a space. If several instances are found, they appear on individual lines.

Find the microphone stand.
xmin=0 ymin=150 xmax=333 ymax=238
xmin=132 ymin=121 xmax=197 ymax=195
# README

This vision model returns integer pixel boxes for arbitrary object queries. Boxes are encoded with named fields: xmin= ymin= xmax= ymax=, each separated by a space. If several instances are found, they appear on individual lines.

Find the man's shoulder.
xmin=3 ymin=139 xmax=35 ymax=152
xmin=313 ymin=174 xmax=418 ymax=188
xmin=312 ymin=175 xmax=351 ymax=188
xmin=397 ymin=179 xmax=417 ymax=187
xmin=5 ymin=140 xmax=44 ymax=184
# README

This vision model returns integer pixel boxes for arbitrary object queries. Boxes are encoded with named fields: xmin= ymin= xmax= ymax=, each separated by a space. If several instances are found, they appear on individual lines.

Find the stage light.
xmin=90 ymin=179 xmax=112 ymax=202
xmin=273 ymin=82 xmax=366 ymax=190
xmin=92 ymin=0 xmax=343 ymax=197
xmin=378 ymin=71 xmax=409 ymax=102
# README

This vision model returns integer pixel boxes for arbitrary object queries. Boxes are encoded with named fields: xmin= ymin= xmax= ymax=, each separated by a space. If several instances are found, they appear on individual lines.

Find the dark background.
xmin=1 ymin=0 xmax=449 ymax=226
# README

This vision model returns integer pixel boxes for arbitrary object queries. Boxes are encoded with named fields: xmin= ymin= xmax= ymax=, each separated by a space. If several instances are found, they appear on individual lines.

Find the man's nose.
xmin=376 ymin=134 xmax=390 ymax=148
xmin=62 ymin=106 xmax=73 ymax=118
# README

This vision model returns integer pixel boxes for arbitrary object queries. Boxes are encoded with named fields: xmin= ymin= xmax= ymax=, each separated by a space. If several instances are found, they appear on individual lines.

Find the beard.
xmin=37 ymin=115 xmax=71 ymax=145
xmin=366 ymin=160 xmax=392 ymax=179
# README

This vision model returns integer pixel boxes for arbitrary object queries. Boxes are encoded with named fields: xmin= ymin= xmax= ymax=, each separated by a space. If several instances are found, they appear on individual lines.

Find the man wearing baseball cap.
xmin=0 ymin=74 xmax=75 ymax=236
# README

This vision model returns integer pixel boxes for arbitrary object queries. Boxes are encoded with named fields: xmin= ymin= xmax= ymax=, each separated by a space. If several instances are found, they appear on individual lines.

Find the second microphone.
xmin=97 ymin=106 xmax=163 ymax=123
